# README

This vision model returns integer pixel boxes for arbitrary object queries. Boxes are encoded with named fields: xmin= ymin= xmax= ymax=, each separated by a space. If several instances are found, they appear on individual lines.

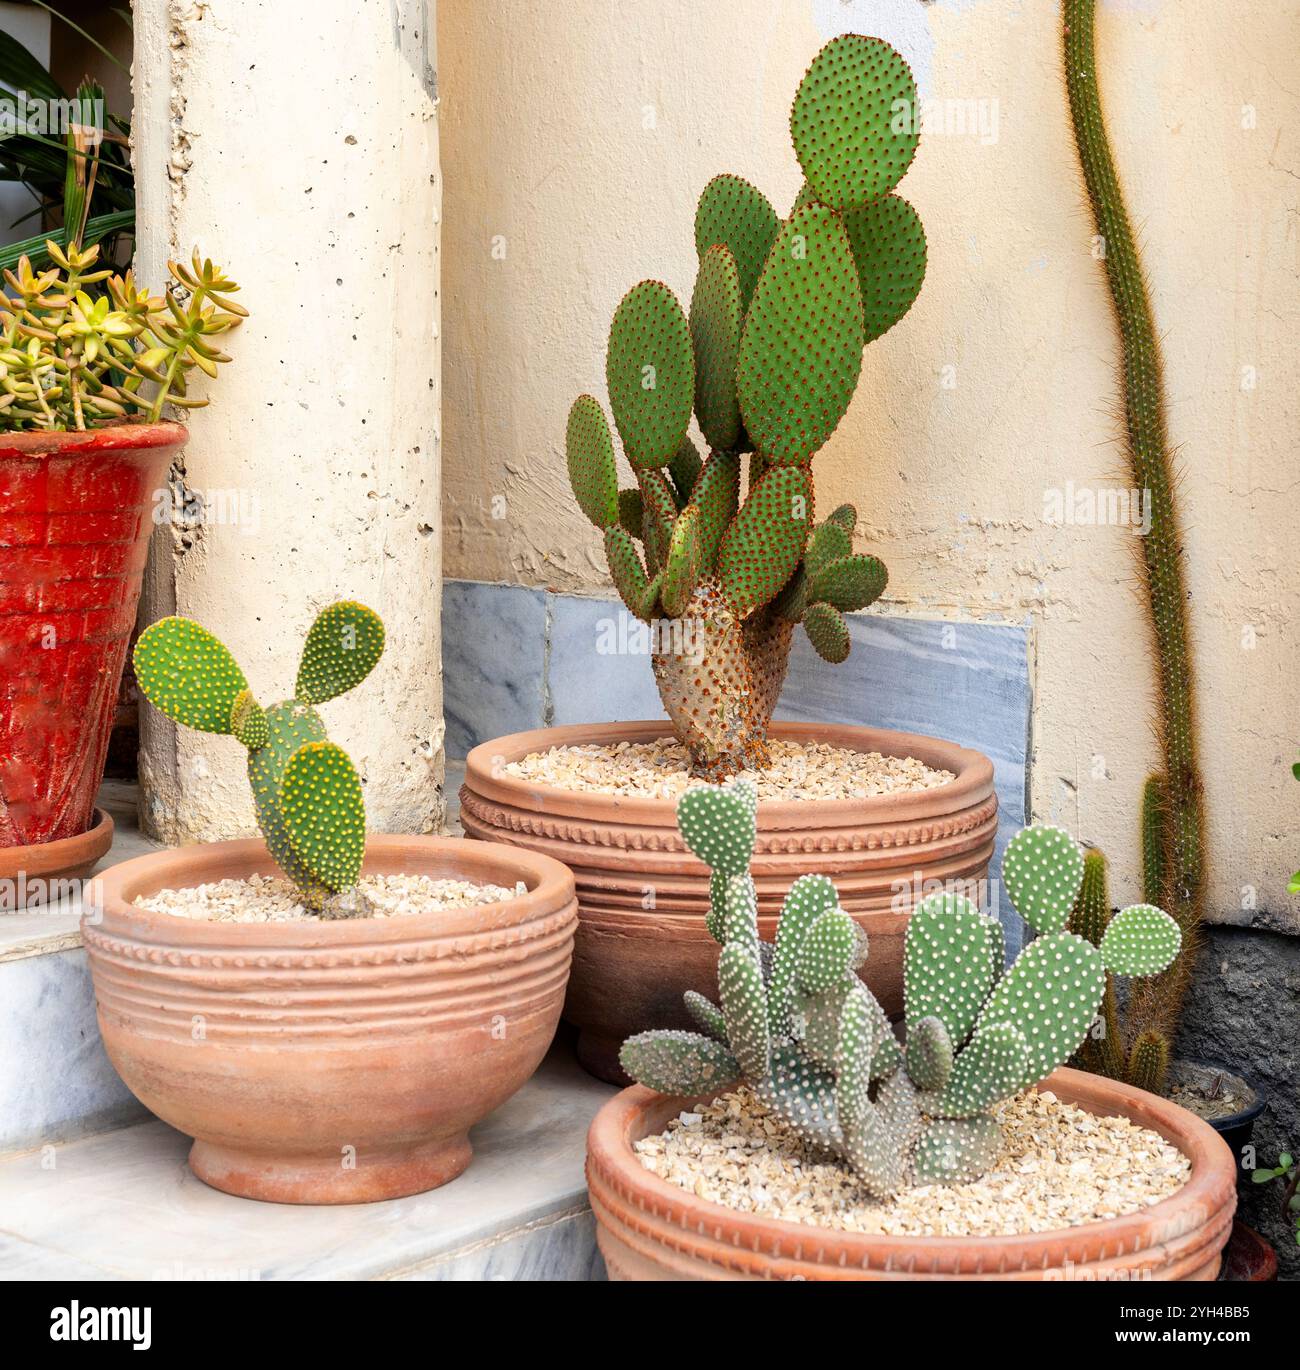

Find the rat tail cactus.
xmin=134 ymin=601 xmax=385 ymax=918
xmin=622 ymin=787 xmax=1181 ymax=1197
xmin=567 ymin=36 xmax=925 ymax=778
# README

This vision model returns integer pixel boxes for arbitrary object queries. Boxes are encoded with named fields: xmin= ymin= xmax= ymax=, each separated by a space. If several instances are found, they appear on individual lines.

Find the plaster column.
xmin=133 ymin=0 xmax=444 ymax=842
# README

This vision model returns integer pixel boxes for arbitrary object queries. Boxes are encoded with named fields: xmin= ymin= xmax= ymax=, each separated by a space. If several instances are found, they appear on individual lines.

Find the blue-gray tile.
xmin=442 ymin=581 xmax=547 ymax=756
xmin=545 ymin=594 xmax=665 ymax=728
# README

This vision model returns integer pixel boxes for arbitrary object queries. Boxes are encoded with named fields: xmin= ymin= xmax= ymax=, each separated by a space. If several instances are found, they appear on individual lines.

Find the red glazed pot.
xmin=460 ymin=721 xmax=997 ymax=1082
xmin=0 ymin=422 xmax=186 ymax=850
xmin=83 ymin=834 xmax=578 ymax=1204
xmin=586 ymin=1068 xmax=1238 ymax=1281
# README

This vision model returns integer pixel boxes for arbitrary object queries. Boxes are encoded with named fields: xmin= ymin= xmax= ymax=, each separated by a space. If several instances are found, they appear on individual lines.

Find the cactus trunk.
xmin=1064 ymin=0 xmax=1204 ymax=1050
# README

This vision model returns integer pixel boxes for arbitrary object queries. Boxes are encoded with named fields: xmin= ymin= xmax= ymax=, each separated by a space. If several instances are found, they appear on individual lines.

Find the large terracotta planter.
xmin=587 ymin=1067 xmax=1237 ymax=1280
xmin=460 ymin=721 xmax=997 ymax=1082
xmin=0 ymin=422 xmax=186 ymax=871
xmin=83 ymin=834 xmax=578 ymax=1204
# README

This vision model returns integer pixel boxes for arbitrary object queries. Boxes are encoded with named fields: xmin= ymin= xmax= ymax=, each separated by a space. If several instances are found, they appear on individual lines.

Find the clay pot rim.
xmin=587 ymin=1066 xmax=1238 ymax=1268
xmin=466 ymin=720 xmax=994 ymax=826
xmin=89 ymin=832 xmax=575 ymax=946
xmin=0 ymin=806 xmax=113 ymax=881
xmin=0 ymin=419 xmax=188 ymax=459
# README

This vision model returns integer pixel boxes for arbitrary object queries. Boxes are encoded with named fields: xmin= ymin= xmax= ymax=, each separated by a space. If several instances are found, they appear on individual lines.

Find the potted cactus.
xmin=0 ymin=242 xmax=244 ymax=905
xmin=462 ymin=36 xmax=998 ymax=1081
xmin=82 ymin=603 xmax=578 ymax=1204
xmin=586 ymin=783 xmax=1238 ymax=1280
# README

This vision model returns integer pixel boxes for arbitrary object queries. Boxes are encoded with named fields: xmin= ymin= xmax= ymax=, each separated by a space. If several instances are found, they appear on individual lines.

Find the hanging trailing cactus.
xmin=1063 ymin=0 xmax=1205 ymax=1071
xmin=133 ymin=602 xmax=385 ymax=918
xmin=621 ymin=785 xmax=1181 ymax=1197
xmin=565 ymin=36 xmax=926 ymax=778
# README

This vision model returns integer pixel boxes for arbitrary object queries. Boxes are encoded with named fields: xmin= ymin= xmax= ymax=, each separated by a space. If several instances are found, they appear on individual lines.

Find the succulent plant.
xmin=622 ymin=785 xmax=1181 ymax=1197
xmin=566 ymin=36 xmax=925 ymax=778
xmin=134 ymin=602 xmax=384 ymax=917
xmin=0 ymin=241 xmax=244 ymax=431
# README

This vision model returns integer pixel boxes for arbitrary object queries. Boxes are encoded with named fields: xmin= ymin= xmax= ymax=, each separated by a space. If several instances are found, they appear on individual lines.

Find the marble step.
xmin=0 ymin=1036 xmax=615 ymax=1280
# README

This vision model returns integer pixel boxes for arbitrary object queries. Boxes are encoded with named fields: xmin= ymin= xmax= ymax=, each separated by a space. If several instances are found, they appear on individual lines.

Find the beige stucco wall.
xmin=438 ymin=0 xmax=1300 ymax=928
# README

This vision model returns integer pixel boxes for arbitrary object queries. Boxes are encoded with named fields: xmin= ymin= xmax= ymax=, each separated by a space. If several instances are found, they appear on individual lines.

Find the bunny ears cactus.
xmin=621 ymin=788 xmax=1182 ymax=1197
xmin=134 ymin=602 xmax=384 ymax=916
xmin=565 ymin=36 xmax=924 ymax=777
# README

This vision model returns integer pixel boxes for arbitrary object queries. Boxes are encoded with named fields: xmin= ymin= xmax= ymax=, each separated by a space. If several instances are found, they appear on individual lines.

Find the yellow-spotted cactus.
xmin=134 ymin=602 xmax=384 ymax=917
xmin=622 ymin=790 xmax=1182 ymax=1197
xmin=566 ymin=37 xmax=926 ymax=777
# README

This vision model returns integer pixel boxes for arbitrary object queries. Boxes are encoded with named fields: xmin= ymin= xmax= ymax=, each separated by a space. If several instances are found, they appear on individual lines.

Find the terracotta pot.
xmin=460 ymin=721 xmax=997 ymax=1082
xmin=83 ymin=834 xmax=578 ymax=1204
xmin=0 ymin=422 xmax=186 ymax=866
xmin=1220 ymin=1221 xmax=1277 ymax=1282
xmin=0 ymin=806 xmax=113 ymax=910
xmin=586 ymin=1067 xmax=1237 ymax=1280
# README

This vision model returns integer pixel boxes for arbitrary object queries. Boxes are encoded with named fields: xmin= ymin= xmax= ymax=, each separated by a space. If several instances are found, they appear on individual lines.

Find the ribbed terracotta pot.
xmin=84 ymin=834 xmax=577 ymax=1204
xmin=587 ymin=1068 xmax=1237 ymax=1281
xmin=460 ymin=721 xmax=997 ymax=1082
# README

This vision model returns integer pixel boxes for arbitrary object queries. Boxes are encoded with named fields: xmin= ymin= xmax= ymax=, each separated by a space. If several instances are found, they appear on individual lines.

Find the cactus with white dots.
xmin=621 ymin=789 xmax=1183 ymax=1197
xmin=133 ymin=602 xmax=385 ymax=917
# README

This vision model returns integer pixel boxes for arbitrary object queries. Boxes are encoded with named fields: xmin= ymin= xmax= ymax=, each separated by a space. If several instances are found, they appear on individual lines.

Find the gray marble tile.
xmin=0 ymin=1039 xmax=616 ymax=1280
xmin=392 ymin=1205 xmax=604 ymax=1281
xmin=442 ymin=580 xmax=547 ymax=756
xmin=0 ymin=947 xmax=145 ymax=1153
xmin=545 ymin=594 xmax=665 ymax=728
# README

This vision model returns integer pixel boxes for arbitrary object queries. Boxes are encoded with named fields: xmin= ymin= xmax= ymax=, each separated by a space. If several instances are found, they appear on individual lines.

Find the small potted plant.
xmin=586 ymin=784 xmax=1237 ymax=1279
xmin=83 ymin=602 xmax=578 ymax=1204
xmin=462 ymin=35 xmax=998 ymax=1082
xmin=0 ymin=237 xmax=245 ymax=904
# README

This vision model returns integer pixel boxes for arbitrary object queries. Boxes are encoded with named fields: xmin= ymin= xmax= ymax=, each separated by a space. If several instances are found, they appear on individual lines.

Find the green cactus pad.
xmin=604 ymin=525 xmax=651 ymax=621
xmin=637 ymin=466 xmax=678 ymax=575
xmin=295 ymin=601 xmax=385 ymax=706
xmin=932 ymin=1021 xmax=1029 ymax=1118
xmin=230 ymin=689 xmax=268 ymax=750
xmin=1099 ymin=904 xmax=1181 ymax=976
xmin=1069 ymin=848 xmax=1111 ymax=948
xmin=134 ymin=616 xmax=248 ymax=734
xmin=826 ymin=503 xmax=857 ymax=532
xmin=804 ymin=520 xmax=851 ymax=577
xmin=903 ymin=892 xmax=1003 ymax=1049
xmin=768 ymin=873 xmax=840 ymax=1034
xmin=279 ymin=741 xmax=366 ymax=895
xmin=721 ymin=872 xmax=760 ymax=954
xmin=912 ymin=1116 xmax=1002 ymax=1186
xmin=683 ymin=990 xmax=729 ymax=1044
xmin=620 ymin=1030 xmax=740 ymax=1096
xmin=843 ymin=194 xmax=927 ymax=344
xmin=834 ymin=986 xmax=880 ymax=1131
xmin=717 ymin=465 xmax=813 ymax=615
xmin=565 ymin=394 xmax=620 ymax=529
xmin=1002 ymin=824 xmax=1086 ymax=935
xmin=974 ymin=931 xmax=1106 ymax=1089
xmin=686 ymin=451 xmax=740 ymax=570
xmin=795 ymin=909 xmax=860 ymax=994
xmin=770 ymin=567 xmax=808 ymax=624
xmin=248 ymin=700 xmax=329 ymax=896
xmin=735 ymin=205 xmax=863 ymax=466
xmin=758 ymin=1045 xmax=842 ymax=1150
xmin=905 ymin=1015 xmax=955 ymax=1093
xmin=718 ymin=942 xmax=770 ymax=1078
xmin=689 ymin=244 xmax=744 ymax=451
xmin=808 ymin=554 xmax=888 ymax=612
xmin=660 ymin=505 xmax=701 ymax=618
xmin=842 ymin=1068 xmax=921 ymax=1199
xmin=706 ymin=871 xmax=728 ymax=943
xmin=668 ymin=437 xmax=703 ymax=509
xmin=638 ymin=572 xmax=663 ymax=621
xmin=617 ymin=487 xmax=644 ymax=541
xmin=802 ymin=601 xmax=850 ymax=663
xmin=606 ymin=280 xmax=694 ymax=470
xmin=694 ymin=173 xmax=780 ymax=310
xmin=677 ymin=783 xmax=757 ymax=878
xmin=789 ymin=34 xmax=920 ymax=211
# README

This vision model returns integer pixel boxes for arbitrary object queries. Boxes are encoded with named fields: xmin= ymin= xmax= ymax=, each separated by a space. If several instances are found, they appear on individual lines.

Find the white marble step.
xmin=0 ymin=1038 xmax=614 ymax=1281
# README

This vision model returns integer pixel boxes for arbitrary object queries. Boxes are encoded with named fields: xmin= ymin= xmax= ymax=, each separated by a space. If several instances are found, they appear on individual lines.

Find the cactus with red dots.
xmin=133 ymin=602 xmax=385 ymax=918
xmin=622 ymin=786 xmax=1181 ymax=1197
xmin=566 ymin=36 xmax=926 ymax=778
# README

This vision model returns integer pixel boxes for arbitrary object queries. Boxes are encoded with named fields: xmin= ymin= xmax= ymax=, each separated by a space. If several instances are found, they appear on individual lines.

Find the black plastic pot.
xmin=1177 ymin=1059 xmax=1267 ymax=1171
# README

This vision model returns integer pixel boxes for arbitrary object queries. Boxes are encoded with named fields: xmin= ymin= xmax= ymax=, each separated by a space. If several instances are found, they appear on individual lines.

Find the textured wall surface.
xmin=134 ymin=0 xmax=445 ymax=841
xmin=438 ymin=0 xmax=1300 ymax=928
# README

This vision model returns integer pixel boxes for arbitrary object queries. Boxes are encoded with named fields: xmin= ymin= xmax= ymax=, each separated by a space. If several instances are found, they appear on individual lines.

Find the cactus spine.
xmin=134 ymin=602 xmax=384 ymax=918
xmin=566 ymin=37 xmax=926 ymax=778
xmin=622 ymin=786 xmax=1182 ymax=1197
xmin=1063 ymin=1 xmax=1204 ymax=1052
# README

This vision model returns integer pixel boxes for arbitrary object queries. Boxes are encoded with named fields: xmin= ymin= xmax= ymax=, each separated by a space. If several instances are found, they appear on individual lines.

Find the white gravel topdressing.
xmin=503 ymin=738 xmax=955 ymax=802
xmin=634 ymin=1086 xmax=1191 ymax=1238
xmin=134 ymin=871 xmax=521 ymax=923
